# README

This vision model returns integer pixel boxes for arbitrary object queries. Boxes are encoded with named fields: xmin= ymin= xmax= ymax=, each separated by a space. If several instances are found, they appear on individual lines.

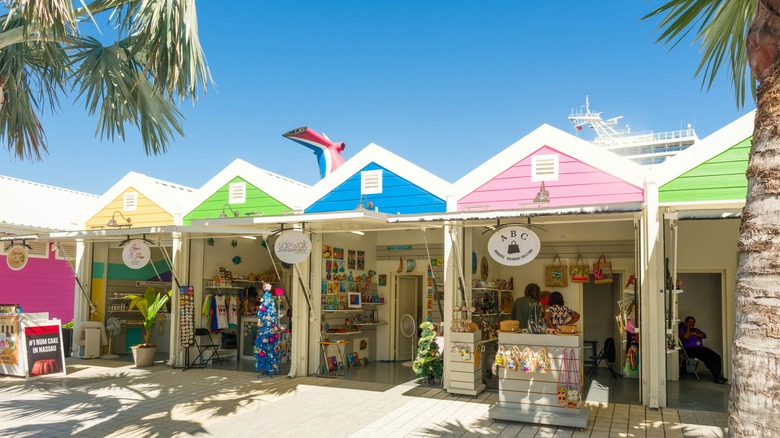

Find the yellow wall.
xmin=86 ymin=187 xmax=174 ymax=229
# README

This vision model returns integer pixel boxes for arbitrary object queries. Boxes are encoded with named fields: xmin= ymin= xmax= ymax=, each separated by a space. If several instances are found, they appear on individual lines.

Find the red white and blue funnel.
xmin=282 ymin=127 xmax=346 ymax=179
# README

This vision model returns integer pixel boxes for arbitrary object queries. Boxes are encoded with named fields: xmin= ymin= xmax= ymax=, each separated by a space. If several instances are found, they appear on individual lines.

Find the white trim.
xmin=654 ymin=110 xmax=755 ymax=186
xmin=302 ymin=143 xmax=453 ymax=209
xmin=453 ymin=124 xmax=647 ymax=200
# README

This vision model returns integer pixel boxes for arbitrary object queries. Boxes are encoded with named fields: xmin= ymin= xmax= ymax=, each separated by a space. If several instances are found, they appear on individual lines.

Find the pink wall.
xmin=0 ymin=246 xmax=76 ymax=323
xmin=459 ymin=146 xmax=644 ymax=210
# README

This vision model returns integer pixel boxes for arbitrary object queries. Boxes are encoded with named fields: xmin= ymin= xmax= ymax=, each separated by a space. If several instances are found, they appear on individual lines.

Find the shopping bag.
xmin=535 ymin=347 xmax=551 ymax=373
xmin=505 ymin=346 xmax=517 ymax=370
xmin=570 ymin=255 xmax=589 ymax=283
xmin=495 ymin=345 xmax=505 ymax=367
xmin=557 ymin=347 xmax=569 ymax=406
xmin=592 ymin=255 xmax=614 ymax=284
xmin=519 ymin=347 xmax=535 ymax=372
xmin=545 ymin=255 xmax=568 ymax=287
xmin=565 ymin=348 xmax=581 ymax=409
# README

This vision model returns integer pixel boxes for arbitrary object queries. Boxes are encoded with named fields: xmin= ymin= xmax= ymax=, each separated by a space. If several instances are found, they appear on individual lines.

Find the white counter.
xmin=488 ymin=332 xmax=589 ymax=428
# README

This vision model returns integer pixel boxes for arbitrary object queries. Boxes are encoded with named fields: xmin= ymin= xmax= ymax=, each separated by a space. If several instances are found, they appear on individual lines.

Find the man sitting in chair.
xmin=679 ymin=316 xmax=728 ymax=384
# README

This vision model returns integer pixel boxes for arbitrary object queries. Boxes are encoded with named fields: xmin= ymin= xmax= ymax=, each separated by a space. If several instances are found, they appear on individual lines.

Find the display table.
xmin=446 ymin=331 xmax=485 ymax=396
xmin=489 ymin=332 xmax=589 ymax=428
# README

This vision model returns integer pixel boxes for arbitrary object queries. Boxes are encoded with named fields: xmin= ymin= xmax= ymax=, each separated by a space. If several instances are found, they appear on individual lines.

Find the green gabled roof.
xmin=183 ymin=176 xmax=292 ymax=225
xmin=659 ymin=137 xmax=751 ymax=203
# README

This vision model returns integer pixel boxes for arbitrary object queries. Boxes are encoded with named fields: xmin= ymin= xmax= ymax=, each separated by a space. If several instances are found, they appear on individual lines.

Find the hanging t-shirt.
xmin=227 ymin=296 xmax=238 ymax=328
xmin=202 ymin=294 xmax=213 ymax=329
xmin=214 ymin=295 xmax=228 ymax=329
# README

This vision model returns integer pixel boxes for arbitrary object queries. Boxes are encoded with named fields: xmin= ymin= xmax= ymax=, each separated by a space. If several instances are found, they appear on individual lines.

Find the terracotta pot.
xmin=131 ymin=345 xmax=158 ymax=367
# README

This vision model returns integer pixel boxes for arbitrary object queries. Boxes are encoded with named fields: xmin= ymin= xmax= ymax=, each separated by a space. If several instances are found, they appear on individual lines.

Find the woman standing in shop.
xmin=543 ymin=291 xmax=580 ymax=330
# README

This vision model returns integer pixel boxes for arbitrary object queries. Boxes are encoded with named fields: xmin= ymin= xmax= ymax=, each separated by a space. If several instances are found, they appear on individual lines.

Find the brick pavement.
xmin=0 ymin=359 xmax=728 ymax=437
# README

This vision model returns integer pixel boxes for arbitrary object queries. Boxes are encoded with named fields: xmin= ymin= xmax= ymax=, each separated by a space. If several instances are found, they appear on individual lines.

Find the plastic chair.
xmin=190 ymin=328 xmax=220 ymax=367
xmin=587 ymin=337 xmax=620 ymax=378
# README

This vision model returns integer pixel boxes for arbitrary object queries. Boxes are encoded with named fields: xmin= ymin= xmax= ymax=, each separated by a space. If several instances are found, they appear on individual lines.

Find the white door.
xmin=395 ymin=276 xmax=420 ymax=361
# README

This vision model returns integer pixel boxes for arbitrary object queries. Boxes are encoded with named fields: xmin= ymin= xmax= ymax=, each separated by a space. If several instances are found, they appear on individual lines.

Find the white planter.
xmin=131 ymin=345 xmax=157 ymax=367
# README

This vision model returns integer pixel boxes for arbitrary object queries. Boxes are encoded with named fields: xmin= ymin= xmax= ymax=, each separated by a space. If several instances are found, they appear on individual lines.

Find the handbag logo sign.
xmin=487 ymin=226 xmax=540 ymax=266
xmin=274 ymin=230 xmax=312 ymax=264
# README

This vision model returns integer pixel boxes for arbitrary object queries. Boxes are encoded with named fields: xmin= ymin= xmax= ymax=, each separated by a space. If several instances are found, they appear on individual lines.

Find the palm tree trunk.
xmin=730 ymin=62 xmax=780 ymax=436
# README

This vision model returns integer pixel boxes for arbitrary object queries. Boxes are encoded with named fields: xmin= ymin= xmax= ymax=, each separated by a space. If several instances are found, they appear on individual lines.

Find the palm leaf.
xmin=643 ymin=0 xmax=756 ymax=107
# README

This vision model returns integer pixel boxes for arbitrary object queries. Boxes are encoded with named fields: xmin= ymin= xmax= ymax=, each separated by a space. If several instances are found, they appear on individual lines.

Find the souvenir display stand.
xmin=489 ymin=332 xmax=589 ymax=428
xmin=447 ymin=330 xmax=485 ymax=395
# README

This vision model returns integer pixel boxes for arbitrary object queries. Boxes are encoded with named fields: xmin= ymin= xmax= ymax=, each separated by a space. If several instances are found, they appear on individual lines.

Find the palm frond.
xmin=643 ymin=0 xmax=756 ymax=107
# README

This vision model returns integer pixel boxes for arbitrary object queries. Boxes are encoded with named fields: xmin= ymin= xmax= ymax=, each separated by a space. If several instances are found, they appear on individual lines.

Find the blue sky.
xmin=1 ymin=1 xmax=754 ymax=194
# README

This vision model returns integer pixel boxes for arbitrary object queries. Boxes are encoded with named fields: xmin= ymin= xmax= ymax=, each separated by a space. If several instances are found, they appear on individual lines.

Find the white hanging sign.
xmin=487 ymin=226 xmax=541 ymax=266
xmin=6 ymin=246 xmax=28 ymax=271
xmin=274 ymin=230 xmax=312 ymax=264
xmin=122 ymin=240 xmax=151 ymax=269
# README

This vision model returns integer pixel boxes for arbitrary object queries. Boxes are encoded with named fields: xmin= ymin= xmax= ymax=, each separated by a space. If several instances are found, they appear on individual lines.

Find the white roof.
xmin=454 ymin=124 xmax=647 ymax=200
xmin=0 ymin=175 xmax=99 ymax=232
xmin=84 ymin=171 xmax=196 ymax=221
xmin=183 ymin=158 xmax=310 ymax=214
xmin=653 ymin=110 xmax=755 ymax=186
xmin=302 ymin=143 xmax=453 ymax=209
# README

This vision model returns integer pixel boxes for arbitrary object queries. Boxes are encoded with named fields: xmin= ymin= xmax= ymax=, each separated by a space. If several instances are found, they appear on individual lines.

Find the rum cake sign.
xmin=487 ymin=226 xmax=541 ymax=266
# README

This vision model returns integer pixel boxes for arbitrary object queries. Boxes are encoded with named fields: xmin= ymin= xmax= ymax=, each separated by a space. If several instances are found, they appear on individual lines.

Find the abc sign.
xmin=487 ymin=226 xmax=541 ymax=266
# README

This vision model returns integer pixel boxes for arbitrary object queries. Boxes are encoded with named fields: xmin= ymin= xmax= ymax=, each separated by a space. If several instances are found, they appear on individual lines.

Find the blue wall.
xmin=306 ymin=163 xmax=446 ymax=214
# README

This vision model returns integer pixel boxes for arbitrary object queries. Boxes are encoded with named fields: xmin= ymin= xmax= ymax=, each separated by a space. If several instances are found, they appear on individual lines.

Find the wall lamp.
xmin=355 ymin=195 xmax=374 ymax=211
xmin=106 ymin=211 xmax=132 ymax=228
xmin=533 ymin=181 xmax=550 ymax=204
xmin=219 ymin=204 xmax=239 ymax=218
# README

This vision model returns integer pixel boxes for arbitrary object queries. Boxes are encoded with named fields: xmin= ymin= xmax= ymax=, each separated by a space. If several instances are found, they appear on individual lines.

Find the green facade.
xmin=183 ymin=176 xmax=292 ymax=225
xmin=659 ymin=137 xmax=751 ymax=203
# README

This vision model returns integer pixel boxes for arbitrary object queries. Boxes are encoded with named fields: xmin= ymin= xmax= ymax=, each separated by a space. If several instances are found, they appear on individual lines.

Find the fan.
xmin=104 ymin=317 xmax=122 ymax=359
xmin=399 ymin=314 xmax=417 ymax=366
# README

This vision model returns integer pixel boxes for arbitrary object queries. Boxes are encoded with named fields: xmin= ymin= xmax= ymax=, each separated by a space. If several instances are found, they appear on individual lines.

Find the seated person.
xmin=679 ymin=316 xmax=728 ymax=384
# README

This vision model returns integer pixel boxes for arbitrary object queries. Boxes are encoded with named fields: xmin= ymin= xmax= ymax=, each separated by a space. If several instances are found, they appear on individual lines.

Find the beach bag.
xmin=557 ymin=348 xmax=569 ymax=406
xmin=506 ymin=346 xmax=517 ymax=370
xmin=565 ymin=348 xmax=581 ymax=409
xmin=495 ymin=345 xmax=506 ymax=367
xmin=592 ymin=255 xmax=614 ymax=284
xmin=519 ymin=346 xmax=535 ymax=372
xmin=545 ymin=255 xmax=568 ymax=287
xmin=570 ymin=255 xmax=589 ymax=283
xmin=535 ymin=347 xmax=551 ymax=373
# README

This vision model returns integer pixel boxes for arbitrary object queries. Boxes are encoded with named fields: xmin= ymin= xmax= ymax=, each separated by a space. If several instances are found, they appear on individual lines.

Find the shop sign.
xmin=487 ymin=226 xmax=541 ymax=266
xmin=23 ymin=323 xmax=66 ymax=378
xmin=6 ymin=246 xmax=28 ymax=271
xmin=122 ymin=239 xmax=151 ymax=269
xmin=274 ymin=230 xmax=312 ymax=264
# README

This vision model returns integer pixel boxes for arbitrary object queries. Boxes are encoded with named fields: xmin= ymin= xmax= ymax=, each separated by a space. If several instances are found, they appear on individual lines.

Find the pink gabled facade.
xmin=459 ymin=146 xmax=644 ymax=211
xmin=0 ymin=244 xmax=76 ymax=322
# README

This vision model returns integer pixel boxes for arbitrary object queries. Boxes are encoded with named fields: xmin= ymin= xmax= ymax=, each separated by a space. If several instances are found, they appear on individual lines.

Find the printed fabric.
xmin=547 ymin=304 xmax=573 ymax=328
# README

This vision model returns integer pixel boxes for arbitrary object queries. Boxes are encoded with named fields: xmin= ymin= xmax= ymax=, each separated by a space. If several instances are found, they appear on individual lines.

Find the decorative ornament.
xmin=231 ymin=239 xmax=238 ymax=248
xmin=232 ymin=256 xmax=242 ymax=265
xmin=207 ymin=238 xmax=215 ymax=246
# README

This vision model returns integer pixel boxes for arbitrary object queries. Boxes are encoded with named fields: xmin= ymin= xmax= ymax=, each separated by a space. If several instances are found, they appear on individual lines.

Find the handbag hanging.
xmin=557 ymin=347 xmax=569 ymax=406
xmin=545 ymin=255 xmax=568 ymax=287
xmin=535 ymin=347 xmax=551 ymax=373
xmin=519 ymin=346 xmax=535 ymax=372
xmin=506 ymin=346 xmax=518 ymax=370
xmin=570 ymin=255 xmax=590 ymax=283
xmin=592 ymin=254 xmax=614 ymax=284
xmin=565 ymin=348 xmax=581 ymax=409
xmin=495 ymin=345 xmax=506 ymax=367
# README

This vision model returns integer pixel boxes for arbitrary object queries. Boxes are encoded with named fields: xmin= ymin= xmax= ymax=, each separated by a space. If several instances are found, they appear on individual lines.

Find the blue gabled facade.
xmin=305 ymin=163 xmax=447 ymax=214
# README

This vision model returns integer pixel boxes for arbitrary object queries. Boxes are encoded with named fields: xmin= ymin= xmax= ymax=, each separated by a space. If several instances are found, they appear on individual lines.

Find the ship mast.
xmin=568 ymin=96 xmax=625 ymax=143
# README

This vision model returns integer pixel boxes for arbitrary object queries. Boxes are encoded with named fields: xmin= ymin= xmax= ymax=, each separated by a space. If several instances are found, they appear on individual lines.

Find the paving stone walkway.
xmin=0 ymin=359 xmax=728 ymax=437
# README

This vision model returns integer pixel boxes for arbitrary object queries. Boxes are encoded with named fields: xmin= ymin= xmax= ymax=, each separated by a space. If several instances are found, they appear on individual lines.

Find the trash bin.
xmin=62 ymin=328 xmax=73 ymax=358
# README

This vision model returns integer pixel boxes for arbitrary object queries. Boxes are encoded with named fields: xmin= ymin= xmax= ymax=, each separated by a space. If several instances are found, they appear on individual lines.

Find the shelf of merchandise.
xmin=324 ymin=331 xmax=364 ymax=336
xmin=322 ymin=309 xmax=363 ymax=313
xmin=353 ymin=322 xmax=387 ymax=327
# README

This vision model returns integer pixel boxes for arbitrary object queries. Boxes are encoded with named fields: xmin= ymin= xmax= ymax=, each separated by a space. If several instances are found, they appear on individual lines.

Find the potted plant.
xmin=127 ymin=287 xmax=172 ymax=367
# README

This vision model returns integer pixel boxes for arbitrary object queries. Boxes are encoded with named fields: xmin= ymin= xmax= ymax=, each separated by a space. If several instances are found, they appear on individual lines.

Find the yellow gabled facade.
xmin=86 ymin=187 xmax=174 ymax=229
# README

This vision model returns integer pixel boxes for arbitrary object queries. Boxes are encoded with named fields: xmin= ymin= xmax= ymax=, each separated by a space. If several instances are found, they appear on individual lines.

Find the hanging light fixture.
xmin=106 ymin=211 xmax=132 ymax=227
xmin=219 ymin=204 xmax=239 ymax=218
xmin=533 ymin=181 xmax=550 ymax=204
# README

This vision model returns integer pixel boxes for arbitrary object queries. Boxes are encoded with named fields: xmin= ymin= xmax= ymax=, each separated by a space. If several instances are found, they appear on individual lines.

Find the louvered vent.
xmin=361 ymin=170 xmax=383 ymax=195
xmin=229 ymin=182 xmax=246 ymax=203
xmin=531 ymin=154 xmax=559 ymax=181
xmin=124 ymin=192 xmax=138 ymax=211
